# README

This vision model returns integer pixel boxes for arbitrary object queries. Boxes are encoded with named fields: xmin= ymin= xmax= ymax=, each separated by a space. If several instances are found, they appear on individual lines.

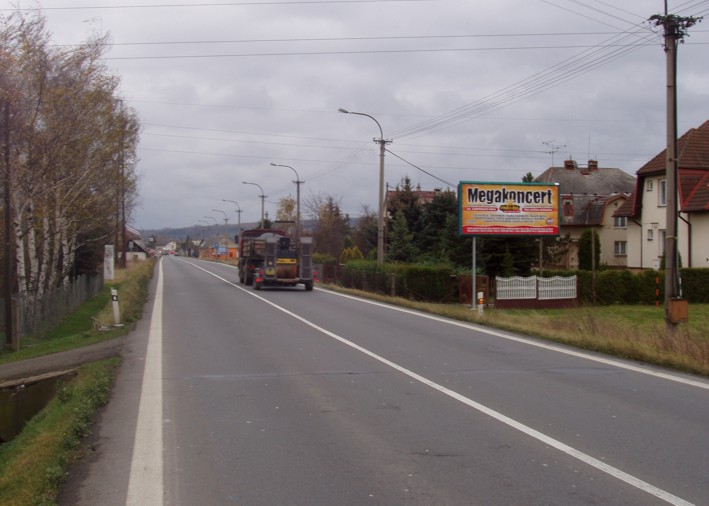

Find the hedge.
xmin=340 ymin=261 xmax=457 ymax=303
xmin=540 ymin=268 xmax=709 ymax=305
xmin=340 ymin=261 xmax=709 ymax=306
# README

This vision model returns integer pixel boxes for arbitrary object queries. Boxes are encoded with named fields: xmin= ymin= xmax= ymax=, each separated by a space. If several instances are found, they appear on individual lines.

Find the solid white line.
xmin=188 ymin=262 xmax=694 ymax=506
xmin=126 ymin=259 xmax=164 ymax=506
xmin=324 ymin=289 xmax=709 ymax=391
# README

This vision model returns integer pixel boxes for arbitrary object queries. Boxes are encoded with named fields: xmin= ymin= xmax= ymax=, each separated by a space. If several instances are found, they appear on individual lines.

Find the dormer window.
xmin=563 ymin=198 xmax=574 ymax=217
xmin=614 ymin=216 xmax=627 ymax=228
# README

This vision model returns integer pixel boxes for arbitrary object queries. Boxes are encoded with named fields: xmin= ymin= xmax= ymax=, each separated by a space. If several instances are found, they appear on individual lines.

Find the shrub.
xmin=341 ymin=261 xmax=456 ymax=302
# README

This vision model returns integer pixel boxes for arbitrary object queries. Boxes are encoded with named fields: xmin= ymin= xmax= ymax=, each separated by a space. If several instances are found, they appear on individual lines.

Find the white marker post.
xmin=111 ymin=288 xmax=121 ymax=325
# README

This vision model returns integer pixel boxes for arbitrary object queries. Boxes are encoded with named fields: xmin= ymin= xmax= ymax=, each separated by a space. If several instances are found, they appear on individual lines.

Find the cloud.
xmin=26 ymin=0 xmax=709 ymax=230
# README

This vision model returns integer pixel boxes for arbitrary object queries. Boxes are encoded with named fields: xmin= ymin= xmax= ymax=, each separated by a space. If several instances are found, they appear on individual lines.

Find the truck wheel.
xmin=245 ymin=272 xmax=253 ymax=286
xmin=304 ymin=280 xmax=313 ymax=291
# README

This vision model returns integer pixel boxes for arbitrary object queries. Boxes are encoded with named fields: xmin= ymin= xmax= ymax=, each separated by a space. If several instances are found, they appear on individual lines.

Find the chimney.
xmin=588 ymin=160 xmax=599 ymax=171
xmin=564 ymin=159 xmax=577 ymax=170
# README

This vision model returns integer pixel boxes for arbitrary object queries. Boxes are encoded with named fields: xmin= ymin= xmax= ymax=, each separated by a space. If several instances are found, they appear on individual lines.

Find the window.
xmin=563 ymin=198 xmax=574 ymax=217
xmin=646 ymin=180 xmax=654 ymax=191
xmin=614 ymin=241 xmax=627 ymax=256
xmin=647 ymin=229 xmax=654 ymax=241
xmin=659 ymin=179 xmax=667 ymax=206
xmin=614 ymin=216 xmax=627 ymax=228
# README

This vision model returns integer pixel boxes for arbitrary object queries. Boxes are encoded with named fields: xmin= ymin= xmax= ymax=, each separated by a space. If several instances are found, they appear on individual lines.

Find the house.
xmin=535 ymin=159 xmax=635 ymax=269
xmin=614 ymin=120 xmax=709 ymax=269
xmin=124 ymin=226 xmax=148 ymax=262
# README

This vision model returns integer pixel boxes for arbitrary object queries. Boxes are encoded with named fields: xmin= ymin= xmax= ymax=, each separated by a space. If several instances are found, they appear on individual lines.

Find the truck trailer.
xmin=238 ymin=229 xmax=313 ymax=291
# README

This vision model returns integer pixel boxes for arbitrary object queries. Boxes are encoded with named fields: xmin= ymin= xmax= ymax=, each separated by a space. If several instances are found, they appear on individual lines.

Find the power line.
xmin=59 ymin=31 xmax=648 ymax=47
xmin=6 ymin=0 xmax=429 ymax=11
xmin=104 ymin=42 xmax=654 ymax=60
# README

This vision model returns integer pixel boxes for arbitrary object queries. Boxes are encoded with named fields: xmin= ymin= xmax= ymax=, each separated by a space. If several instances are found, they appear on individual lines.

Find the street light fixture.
xmin=212 ymin=208 xmax=228 ymax=227
xmin=243 ymin=181 xmax=267 ymax=225
xmin=339 ymin=107 xmax=390 ymax=265
xmin=270 ymin=163 xmax=303 ymax=248
xmin=222 ymin=199 xmax=243 ymax=241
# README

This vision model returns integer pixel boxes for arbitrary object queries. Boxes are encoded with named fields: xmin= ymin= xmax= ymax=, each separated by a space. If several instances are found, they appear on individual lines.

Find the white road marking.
xmin=126 ymin=259 xmax=164 ymax=506
xmin=188 ymin=261 xmax=695 ymax=506
xmin=325 ymin=289 xmax=709 ymax=391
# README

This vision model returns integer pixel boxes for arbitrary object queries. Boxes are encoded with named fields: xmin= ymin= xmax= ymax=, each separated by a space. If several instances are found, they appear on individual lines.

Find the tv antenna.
xmin=542 ymin=140 xmax=565 ymax=166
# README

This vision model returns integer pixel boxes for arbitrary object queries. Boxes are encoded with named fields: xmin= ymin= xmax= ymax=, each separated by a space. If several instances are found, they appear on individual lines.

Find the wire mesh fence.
xmin=0 ymin=275 xmax=104 ymax=340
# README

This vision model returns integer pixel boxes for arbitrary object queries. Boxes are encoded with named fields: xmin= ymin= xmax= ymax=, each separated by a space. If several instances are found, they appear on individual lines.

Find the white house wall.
xmin=688 ymin=214 xmax=709 ymax=268
xmin=635 ymin=175 xmax=696 ymax=269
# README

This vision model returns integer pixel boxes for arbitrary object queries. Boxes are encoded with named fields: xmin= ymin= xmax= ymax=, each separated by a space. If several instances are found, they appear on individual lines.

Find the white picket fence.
xmin=496 ymin=275 xmax=576 ymax=300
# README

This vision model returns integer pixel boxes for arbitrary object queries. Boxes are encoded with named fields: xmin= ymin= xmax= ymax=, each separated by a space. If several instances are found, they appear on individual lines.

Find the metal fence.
xmin=0 ymin=275 xmax=104 ymax=339
xmin=496 ymin=275 xmax=577 ymax=300
xmin=496 ymin=276 xmax=537 ymax=300
xmin=538 ymin=276 xmax=577 ymax=300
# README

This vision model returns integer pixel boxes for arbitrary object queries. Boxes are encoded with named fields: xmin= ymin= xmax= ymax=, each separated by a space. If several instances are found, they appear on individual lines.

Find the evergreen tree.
xmin=387 ymin=176 xmax=423 ymax=250
xmin=387 ymin=209 xmax=418 ymax=262
xmin=578 ymin=228 xmax=601 ymax=270
xmin=479 ymin=237 xmax=536 ymax=278
xmin=418 ymin=190 xmax=457 ymax=262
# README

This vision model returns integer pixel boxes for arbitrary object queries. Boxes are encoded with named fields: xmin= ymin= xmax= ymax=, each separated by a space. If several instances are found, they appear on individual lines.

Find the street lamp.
xmin=222 ymin=199 xmax=243 ymax=241
xmin=212 ymin=208 xmax=228 ymax=253
xmin=339 ymin=107 xmax=390 ymax=265
xmin=270 ymin=163 xmax=303 ymax=248
xmin=243 ymin=181 xmax=267 ymax=225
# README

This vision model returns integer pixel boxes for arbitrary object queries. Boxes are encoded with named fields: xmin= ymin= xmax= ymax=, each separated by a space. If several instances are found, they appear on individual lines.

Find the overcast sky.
xmin=7 ymin=0 xmax=709 ymax=231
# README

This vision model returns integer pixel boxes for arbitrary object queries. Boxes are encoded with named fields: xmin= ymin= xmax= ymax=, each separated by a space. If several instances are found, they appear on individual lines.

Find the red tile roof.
xmin=623 ymin=120 xmax=709 ymax=217
xmin=638 ymin=120 xmax=709 ymax=175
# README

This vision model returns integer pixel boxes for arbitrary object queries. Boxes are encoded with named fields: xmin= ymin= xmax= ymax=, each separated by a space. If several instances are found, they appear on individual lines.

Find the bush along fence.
xmin=0 ymin=275 xmax=104 ymax=339
xmin=337 ymin=262 xmax=709 ymax=307
xmin=539 ymin=268 xmax=709 ymax=305
xmin=340 ymin=261 xmax=459 ymax=303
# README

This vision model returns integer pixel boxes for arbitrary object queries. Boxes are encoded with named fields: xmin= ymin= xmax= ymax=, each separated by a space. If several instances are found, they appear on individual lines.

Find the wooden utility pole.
xmin=650 ymin=6 xmax=702 ymax=332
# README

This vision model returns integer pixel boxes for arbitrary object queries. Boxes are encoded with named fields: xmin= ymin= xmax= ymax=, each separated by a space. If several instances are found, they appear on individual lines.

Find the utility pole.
xmin=650 ymin=6 xmax=702 ymax=332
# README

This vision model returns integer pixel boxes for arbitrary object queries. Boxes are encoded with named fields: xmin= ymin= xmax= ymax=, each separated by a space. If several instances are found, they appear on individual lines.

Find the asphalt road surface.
xmin=59 ymin=256 xmax=709 ymax=505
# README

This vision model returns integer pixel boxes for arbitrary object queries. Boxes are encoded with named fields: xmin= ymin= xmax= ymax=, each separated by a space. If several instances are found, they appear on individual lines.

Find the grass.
xmin=320 ymin=283 xmax=709 ymax=377
xmin=0 ymin=259 xmax=156 ymax=366
xmin=0 ymin=358 xmax=119 ymax=506
xmin=0 ymin=259 xmax=156 ymax=505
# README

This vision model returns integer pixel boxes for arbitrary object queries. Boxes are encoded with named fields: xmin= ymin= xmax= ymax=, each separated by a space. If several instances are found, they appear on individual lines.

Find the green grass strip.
xmin=0 ymin=359 xmax=119 ymax=506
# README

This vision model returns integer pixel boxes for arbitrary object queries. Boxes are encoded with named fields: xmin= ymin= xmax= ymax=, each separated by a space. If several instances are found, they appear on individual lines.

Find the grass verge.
xmin=320 ymin=283 xmax=709 ymax=377
xmin=0 ymin=358 xmax=119 ymax=506
xmin=0 ymin=259 xmax=156 ymax=366
xmin=0 ymin=259 xmax=156 ymax=504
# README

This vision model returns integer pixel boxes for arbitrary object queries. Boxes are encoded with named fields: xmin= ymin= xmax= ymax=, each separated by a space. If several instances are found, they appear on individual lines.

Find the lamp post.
xmin=222 ymin=199 xmax=243 ymax=242
xmin=270 ymin=163 xmax=303 ymax=248
xmin=203 ymin=215 xmax=217 ymax=230
xmin=339 ymin=107 xmax=390 ymax=265
xmin=212 ymin=208 xmax=228 ymax=254
xmin=212 ymin=208 xmax=228 ymax=228
xmin=243 ymin=181 xmax=266 ymax=225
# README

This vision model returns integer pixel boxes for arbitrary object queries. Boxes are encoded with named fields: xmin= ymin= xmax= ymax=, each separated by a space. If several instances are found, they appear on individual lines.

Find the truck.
xmin=238 ymin=228 xmax=313 ymax=291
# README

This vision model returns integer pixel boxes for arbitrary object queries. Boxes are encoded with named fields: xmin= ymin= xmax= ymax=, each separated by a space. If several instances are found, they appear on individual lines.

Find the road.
xmin=60 ymin=256 xmax=709 ymax=505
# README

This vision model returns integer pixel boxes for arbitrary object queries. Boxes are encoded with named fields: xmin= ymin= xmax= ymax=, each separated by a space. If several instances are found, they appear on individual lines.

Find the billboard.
xmin=458 ymin=181 xmax=560 ymax=236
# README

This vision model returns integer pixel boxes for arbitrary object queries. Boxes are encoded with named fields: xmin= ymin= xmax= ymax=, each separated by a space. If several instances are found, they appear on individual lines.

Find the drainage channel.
xmin=0 ymin=370 xmax=77 ymax=444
